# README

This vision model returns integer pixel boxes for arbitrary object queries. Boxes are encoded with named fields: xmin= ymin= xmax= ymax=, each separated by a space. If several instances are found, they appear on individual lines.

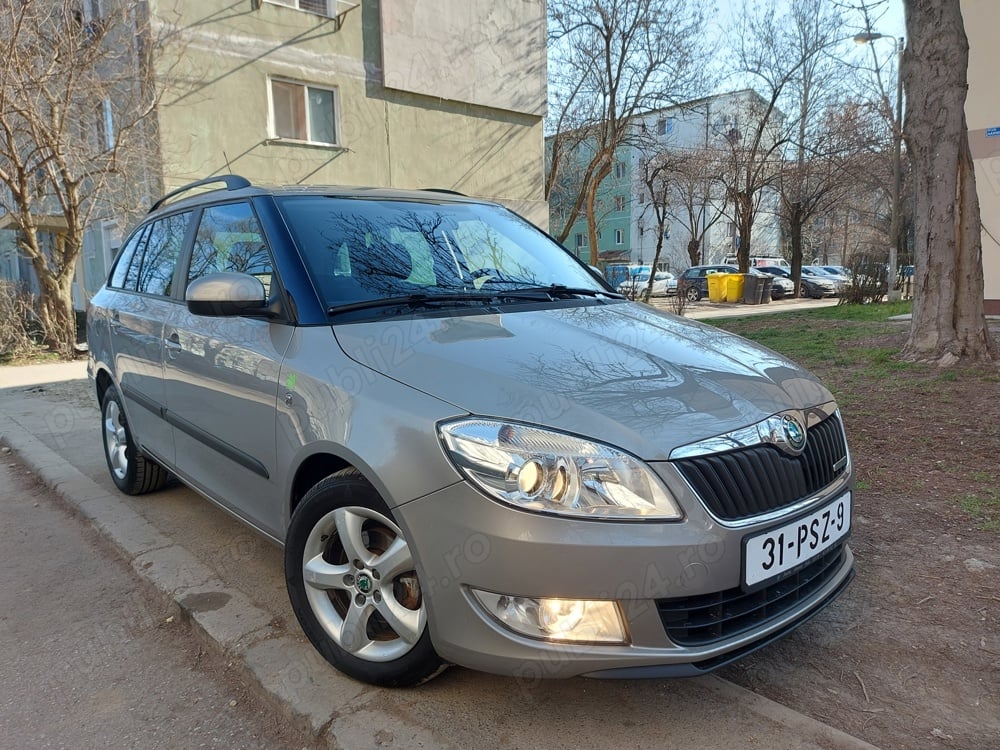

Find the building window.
xmin=657 ymin=119 xmax=666 ymax=136
xmin=95 ymin=99 xmax=114 ymax=151
xmin=615 ymin=229 xmax=624 ymax=245
xmin=270 ymin=79 xmax=339 ymax=146
xmin=614 ymin=161 xmax=627 ymax=179
xmin=266 ymin=0 xmax=337 ymax=18
xmin=575 ymin=233 xmax=588 ymax=248
xmin=614 ymin=195 xmax=626 ymax=212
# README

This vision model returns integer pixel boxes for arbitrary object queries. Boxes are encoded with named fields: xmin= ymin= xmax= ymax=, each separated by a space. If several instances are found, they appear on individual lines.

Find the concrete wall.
xmin=963 ymin=0 xmax=1000 ymax=314
xmin=149 ymin=0 xmax=547 ymax=226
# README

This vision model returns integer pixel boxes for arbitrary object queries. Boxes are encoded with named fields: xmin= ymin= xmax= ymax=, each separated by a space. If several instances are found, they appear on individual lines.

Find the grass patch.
xmin=710 ymin=304 xmax=911 ymax=372
xmin=0 ymin=349 xmax=62 ymax=366
xmin=956 ymin=489 xmax=1000 ymax=532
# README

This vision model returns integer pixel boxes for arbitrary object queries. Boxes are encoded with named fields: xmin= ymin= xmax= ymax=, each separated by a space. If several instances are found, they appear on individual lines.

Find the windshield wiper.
xmin=504 ymin=284 xmax=624 ymax=299
xmin=327 ymin=293 xmax=498 ymax=317
xmin=326 ymin=286 xmax=621 ymax=318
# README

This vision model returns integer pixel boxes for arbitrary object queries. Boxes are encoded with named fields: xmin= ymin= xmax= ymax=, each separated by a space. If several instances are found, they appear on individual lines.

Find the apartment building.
xmin=548 ymin=90 xmax=783 ymax=272
xmin=1 ymin=0 xmax=548 ymax=309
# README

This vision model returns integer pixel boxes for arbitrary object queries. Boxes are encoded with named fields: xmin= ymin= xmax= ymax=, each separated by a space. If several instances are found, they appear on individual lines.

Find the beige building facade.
xmin=964 ymin=0 xmax=1000 ymax=314
xmin=150 ymin=0 xmax=547 ymax=225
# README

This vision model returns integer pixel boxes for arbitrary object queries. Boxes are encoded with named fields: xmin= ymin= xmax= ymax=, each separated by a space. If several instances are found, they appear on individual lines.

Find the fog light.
xmin=472 ymin=590 xmax=627 ymax=644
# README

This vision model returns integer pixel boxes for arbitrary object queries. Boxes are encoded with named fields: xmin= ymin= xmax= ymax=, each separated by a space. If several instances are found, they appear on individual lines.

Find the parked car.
xmin=676 ymin=264 xmax=738 ymax=301
xmin=762 ymin=272 xmax=796 ymax=299
xmin=803 ymin=266 xmax=848 ymax=295
xmin=818 ymin=265 xmax=851 ymax=278
xmin=88 ymin=176 xmax=854 ymax=687
xmin=757 ymin=265 xmax=836 ymax=299
xmin=617 ymin=271 xmax=677 ymax=298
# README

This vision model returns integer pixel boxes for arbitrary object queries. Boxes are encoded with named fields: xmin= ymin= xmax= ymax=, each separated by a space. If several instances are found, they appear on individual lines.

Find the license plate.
xmin=744 ymin=492 xmax=851 ymax=588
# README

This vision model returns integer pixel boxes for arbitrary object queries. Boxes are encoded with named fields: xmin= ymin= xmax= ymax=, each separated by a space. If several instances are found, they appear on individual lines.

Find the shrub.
xmin=0 ymin=280 xmax=44 ymax=361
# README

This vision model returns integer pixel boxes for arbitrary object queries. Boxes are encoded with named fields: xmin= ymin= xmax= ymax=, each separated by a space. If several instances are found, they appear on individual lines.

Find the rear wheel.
xmin=285 ymin=468 xmax=442 ymax=687
xmin=685 ymin=285 xmax=701 ymax=302
xmin=101 ymin=385 xmax=168 ymax=495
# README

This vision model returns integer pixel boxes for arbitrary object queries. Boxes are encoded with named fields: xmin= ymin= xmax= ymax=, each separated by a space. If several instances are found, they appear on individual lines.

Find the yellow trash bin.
xmin=726 ymin=273 xmax=745 ymax=303
xmin=707 ymin=273 xmax=726 ymax=302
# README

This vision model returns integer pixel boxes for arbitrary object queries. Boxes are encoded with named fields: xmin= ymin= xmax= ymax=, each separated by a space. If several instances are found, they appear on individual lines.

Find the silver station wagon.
xmin=87 ymin=176 xmax=854 ymax=686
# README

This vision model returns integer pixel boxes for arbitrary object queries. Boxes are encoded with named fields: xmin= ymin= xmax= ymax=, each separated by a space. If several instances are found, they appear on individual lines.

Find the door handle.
xmin=164 ymin=332 xmax=181 ymax=359
xmin=109 ymin=312 xmax=122 ymax=330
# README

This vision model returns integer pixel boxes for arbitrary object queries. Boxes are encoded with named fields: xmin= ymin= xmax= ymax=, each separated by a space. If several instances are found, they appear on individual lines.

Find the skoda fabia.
xmin=88 ymin=176 xmax=854 ymax=686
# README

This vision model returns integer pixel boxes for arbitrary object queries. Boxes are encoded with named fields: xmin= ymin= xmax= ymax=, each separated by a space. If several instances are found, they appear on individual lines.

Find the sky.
xmin=713 ymin=0 xmax=905 ymax=43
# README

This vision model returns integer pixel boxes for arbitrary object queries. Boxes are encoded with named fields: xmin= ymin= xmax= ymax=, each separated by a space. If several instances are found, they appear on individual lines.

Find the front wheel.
xmin=685 ymin=285 xmax=701 ymax=302
xmin=101 ymin=385 xmax=168 ymax=495
xmin=284 ymin=468 xmax=442 ymax=687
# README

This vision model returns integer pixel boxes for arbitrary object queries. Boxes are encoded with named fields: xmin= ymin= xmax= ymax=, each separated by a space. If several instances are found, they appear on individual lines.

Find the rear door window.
xmin=109 ymin=225 xmax=150 ymax=290
xmin=135 ymin=212 xmax=192 ymax=297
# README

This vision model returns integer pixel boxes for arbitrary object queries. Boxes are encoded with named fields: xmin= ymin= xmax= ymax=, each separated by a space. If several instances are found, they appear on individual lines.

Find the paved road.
xmin=0 ymin=455 xmax=319 ymax=750
xmin=0 ymin=360 xmax=878 ymax=750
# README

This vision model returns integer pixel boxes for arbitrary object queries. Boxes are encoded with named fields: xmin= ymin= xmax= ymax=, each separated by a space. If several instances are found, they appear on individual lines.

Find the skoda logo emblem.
xmin=356 ymin=574 xmax=373 ymax=594
xmin=782 ymin=415 xmax=807 ymax=453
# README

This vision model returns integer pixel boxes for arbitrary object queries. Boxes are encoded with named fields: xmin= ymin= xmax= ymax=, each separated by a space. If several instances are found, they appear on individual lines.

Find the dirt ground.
xmin=717 ymin=324 xmax=1000 ymax=750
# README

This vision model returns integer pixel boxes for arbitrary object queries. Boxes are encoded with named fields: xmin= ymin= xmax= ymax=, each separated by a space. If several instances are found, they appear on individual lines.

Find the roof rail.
xmin=149 ymin=175 xmax=252 ymax=213
xmin=419 ymin=187 xmax=467 ymax=197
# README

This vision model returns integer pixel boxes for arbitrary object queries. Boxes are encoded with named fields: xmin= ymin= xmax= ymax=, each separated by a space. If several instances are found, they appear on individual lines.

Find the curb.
xmin=1 ymin=387 xmax=881 ymax=750
xmin=0 ymin=421 xmax=368 ymax=743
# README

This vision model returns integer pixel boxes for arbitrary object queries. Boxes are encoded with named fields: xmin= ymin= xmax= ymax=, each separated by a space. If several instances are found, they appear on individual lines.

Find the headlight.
xmin=439 ymin=419 xmax=683 ymax=520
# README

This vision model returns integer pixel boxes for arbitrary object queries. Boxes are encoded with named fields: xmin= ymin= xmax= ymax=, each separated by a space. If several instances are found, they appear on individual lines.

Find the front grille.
xmin=657 ymin=543 xmax=847 ymax=647
xmin=672 ymin=413 xmax=848 ymax=521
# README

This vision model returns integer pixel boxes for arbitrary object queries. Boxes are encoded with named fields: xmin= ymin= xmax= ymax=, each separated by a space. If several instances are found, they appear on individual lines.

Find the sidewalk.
xmin=0 ymin=361 xmax=881 ymax=750
xmin=653 ymin=295 xmax=841 ymax=320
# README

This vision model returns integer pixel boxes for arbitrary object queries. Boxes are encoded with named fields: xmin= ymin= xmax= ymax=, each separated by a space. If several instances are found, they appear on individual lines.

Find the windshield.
xmin=276 ymin=196 xmax=609 ymax=310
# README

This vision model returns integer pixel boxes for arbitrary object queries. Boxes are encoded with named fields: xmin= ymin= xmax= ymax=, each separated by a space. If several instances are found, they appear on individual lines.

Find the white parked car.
xmin=617 ymin=271 xmax=677 ymax=298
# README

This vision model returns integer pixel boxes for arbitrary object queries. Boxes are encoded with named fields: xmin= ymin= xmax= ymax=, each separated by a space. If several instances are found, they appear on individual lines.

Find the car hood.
xmin=332 ymin=302 xmax=833 ymax=460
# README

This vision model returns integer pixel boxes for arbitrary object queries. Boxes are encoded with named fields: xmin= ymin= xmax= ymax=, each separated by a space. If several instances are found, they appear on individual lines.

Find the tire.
xmin=685 ymin=285 xmax=701 ymax=302
xmin=285 ymin=468 xmax=442 ymax=687
xmin=101 ymin=385 xmax=168 ymax=495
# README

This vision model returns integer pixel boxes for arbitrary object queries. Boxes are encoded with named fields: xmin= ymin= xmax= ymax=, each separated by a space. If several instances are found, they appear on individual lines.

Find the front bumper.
xmin=394 ymin=472 xmax=854 ymax=679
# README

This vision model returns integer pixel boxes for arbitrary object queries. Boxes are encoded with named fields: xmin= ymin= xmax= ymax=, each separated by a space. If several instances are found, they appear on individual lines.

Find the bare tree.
xmin=714 ymin=88 xmax=785 ymax=274
xmin=665 ymin=147 xmax=727 ymax=268
xmin=546 ymin=0 xmax=711 ymax=261
xmin=634 ymin=151 xmax=677 ymax=301
xmin=0 ymin=0 xmax=161 ymax=357
xmin=899 ymin=0 xmax=994 ymax=364
xmin=778 ymin=100 xmax=878 ymax=291
xmin=718 ymin=0 xmax=847 ymax=276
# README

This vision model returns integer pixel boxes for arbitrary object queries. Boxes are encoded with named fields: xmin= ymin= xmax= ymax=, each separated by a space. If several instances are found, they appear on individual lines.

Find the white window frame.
xmin=268 ymin=77 xmax=341 ymax=147
xmin=264 ymin=0 xmax=339 ymax=19
xmin=615 ymin=229 xmax=624 ymax=245
xmin=614 ymin=195 xmax=626 ymax=212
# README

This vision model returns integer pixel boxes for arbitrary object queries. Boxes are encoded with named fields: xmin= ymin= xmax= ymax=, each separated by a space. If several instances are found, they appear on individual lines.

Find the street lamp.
xmin=855 ymin=31 xmax=905 ymax=302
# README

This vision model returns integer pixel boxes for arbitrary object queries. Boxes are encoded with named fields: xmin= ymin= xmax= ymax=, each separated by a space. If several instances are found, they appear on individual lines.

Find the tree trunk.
xmin=30 ymin=251 xmax=77 ymax=359
xmin=585 ymin=157 xmax=611 ymax=267
xmin=687 ymin=238 xmax=700 ymax=266
xmin=901 ymin=0 xmax=994 ymax=365
xmin=789 ymin=212 xmax=805 ymax=298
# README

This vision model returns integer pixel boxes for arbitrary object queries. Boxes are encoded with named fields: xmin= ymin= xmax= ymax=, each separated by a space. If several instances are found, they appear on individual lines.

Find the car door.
xmin=162 ymin=200 xmax=292 ymax=537
xmin=105 ymin=212 xmax=193 ymax=466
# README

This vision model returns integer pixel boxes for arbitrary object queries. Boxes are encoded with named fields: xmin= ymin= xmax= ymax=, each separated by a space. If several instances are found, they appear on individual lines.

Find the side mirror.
xmin=186 ymin=272 xmax=267 ymax=317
